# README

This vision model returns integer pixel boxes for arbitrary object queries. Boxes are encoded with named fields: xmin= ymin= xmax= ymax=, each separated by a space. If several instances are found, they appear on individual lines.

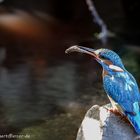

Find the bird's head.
xmin=65 ymin=45 xmax=125 ymax=73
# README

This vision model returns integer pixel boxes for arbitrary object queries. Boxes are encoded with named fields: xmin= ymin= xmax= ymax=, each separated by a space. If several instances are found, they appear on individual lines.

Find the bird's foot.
xmin=120 ymin=115 xmax=130 ymax=124
xmin=106 ymin=108 xmax=130 ymax=124
xmin=107 ymin=108 xmax=121 ymax=116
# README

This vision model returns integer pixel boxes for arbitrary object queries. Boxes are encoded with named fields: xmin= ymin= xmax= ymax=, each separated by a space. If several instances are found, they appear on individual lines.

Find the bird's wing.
xmin=103 ymin=73 xmax=140 ymax=115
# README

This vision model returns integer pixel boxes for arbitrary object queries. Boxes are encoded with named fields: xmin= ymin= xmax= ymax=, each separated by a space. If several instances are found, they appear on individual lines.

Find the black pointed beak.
xmin=65 ymin=45 xmax=101 ymax=61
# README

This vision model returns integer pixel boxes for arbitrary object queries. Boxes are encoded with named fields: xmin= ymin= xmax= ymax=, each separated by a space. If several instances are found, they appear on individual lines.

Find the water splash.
xmin=85 ymin=0 xmax=114 ymax=44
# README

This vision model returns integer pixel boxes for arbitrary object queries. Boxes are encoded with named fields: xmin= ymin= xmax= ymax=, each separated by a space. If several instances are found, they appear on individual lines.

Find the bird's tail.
xmin=127 ymin=102 xmax=140 ymax=134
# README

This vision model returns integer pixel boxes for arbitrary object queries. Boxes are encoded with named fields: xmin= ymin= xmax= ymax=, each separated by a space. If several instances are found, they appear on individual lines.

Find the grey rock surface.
xmin=76 ymin=104 xmax=140 ymax=140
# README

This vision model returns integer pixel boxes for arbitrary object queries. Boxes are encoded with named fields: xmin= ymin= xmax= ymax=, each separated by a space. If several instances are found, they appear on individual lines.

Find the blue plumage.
xmin=97 ymin=48 xmax=125 ymax=69
xmin=103 ymin=71 xmax=140 ymax=133
xmin=101 ymin=49 xmax=140 ymax=134
xmin=65 ymin=46 xmax=140 ymax=134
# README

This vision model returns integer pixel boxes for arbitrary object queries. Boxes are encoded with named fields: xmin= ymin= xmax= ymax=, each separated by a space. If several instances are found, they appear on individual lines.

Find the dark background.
xmin=0 ymin=0 xmax=140 ymax=140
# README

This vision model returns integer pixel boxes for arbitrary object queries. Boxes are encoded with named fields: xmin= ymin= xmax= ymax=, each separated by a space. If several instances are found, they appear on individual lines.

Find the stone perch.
xmin=76 ymin=104 xmax=140 ymax=140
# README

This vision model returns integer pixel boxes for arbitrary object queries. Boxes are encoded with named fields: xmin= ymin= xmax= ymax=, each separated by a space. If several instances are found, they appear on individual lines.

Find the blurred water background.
xmin=0 ymin=0 xmax=140 ymax=140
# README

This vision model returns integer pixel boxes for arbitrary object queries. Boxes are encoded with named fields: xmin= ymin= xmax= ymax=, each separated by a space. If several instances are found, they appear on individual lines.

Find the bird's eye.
xmin=100 ymin=55 xmax=106 ymax=59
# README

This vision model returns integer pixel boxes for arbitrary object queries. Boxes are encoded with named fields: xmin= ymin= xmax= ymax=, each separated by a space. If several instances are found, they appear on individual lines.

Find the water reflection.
xmin=0 ymin=42 xmax=109 ymax=137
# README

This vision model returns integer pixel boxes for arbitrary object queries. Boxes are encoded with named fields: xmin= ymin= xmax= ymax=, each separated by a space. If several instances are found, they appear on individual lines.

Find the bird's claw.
xmin=106 ymin=108 xmax=130 ymax=124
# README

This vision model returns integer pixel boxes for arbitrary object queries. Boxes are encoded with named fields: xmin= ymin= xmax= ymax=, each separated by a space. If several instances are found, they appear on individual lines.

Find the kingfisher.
xmin=65 ymin=45 xmax=140 ymax=134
